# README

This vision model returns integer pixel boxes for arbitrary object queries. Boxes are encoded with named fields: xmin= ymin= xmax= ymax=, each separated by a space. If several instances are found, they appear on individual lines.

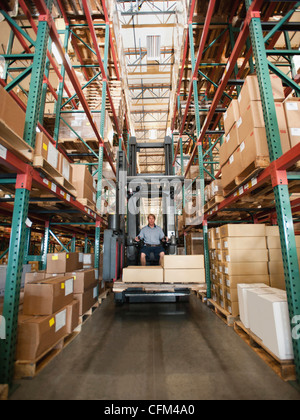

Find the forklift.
xmin=103 ymin=136 xmax=190 ymax=303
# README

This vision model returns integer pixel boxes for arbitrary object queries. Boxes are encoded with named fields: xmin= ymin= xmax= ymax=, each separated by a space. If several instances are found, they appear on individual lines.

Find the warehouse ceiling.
xmin=0 ymin=0 xmax=299 ymax=177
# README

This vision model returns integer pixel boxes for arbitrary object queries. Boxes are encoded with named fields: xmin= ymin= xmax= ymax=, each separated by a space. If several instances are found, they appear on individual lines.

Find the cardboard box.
xmin=237 ymin=101 xmax=265 ymax=143
xmin=74 ymin=284 xmax=98 ymax=316
xmin=66 ymin=300 xmax=80 ymax=334
xmin=162 ymin=255 xmax=204 ymax=269
xmin=122 ymin=266 xmax=164 ymax=283
xmin=223 ymin=262 xmax=269 ymax=276
xmin=46 ymin=252 xmax=81 ymax=274
xmin=16 ymin=307 xmax=68 ymax=361
xmin=225 ymin=275 xmax=270 ymax=288
xmin=238 ymin=74 xmax=285 ymax=115
xmin=23 ymin=275 xmax=74 ymax=316
xmin=225 ymin=299 xmax=239 ymax=317
xmin=270 ymin=274 xmax=286 ymax=290
xmin=266 ymin=226 xmax=280 ymax=236
xmin=225 ymin=286 xmax=238 ymax=302
xmin=0 ymin=85 xmax=26 ymax=139
xmin=24 ymin=271 xmax=46 ymax=285
xmin=220 ymin=223 xmax=266 ymax=238
xmin=237 ymin=283 xmax=271 ymax=328
xmin=164 ymin=269 xmax=205 ymax=284
xmin=83 ymin=254 xmax=95 ymax=267
xmin=185 ymin=233 xmax=204 ymax=255
xmin=224 ymin=100 xmax=240 ymax=134
xmin=222 ymin=236 xmax=267 ymax=250
xmin=267 ymin=235 xmax=300 ymax=249
xmin=221 ymin=145 xmax=243 ymax=189
xmin=71 ymin=164 xmax=96 ymax=202
xmin=283 ymin=98 xmax=300 ymax=148
xmin=59 ymin=154 xmax=73 ymax=183
xmin=269 ymin=248 xmax=300 ymax=261
xmin=34 ymin=133 xmax=60 ymax=171
xmin=65 ymin=269 xmax=96 ymax=294
xmin=223 ymin=249 xmax=268 ymax=263
xmin=220 ymin=123 xmax=240 ymax=168
xmin=239 ymin=128 xmax=270 ymax=171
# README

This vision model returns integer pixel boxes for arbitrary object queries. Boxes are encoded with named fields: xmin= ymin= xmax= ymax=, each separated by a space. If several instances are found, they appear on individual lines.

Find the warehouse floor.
xmin=9 ymin=293 xmax=300 ymax=400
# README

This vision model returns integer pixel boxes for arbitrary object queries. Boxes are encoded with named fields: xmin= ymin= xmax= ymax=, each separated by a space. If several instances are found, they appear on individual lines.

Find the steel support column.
xmin=248 ymin=0 xmax=300 ymax=382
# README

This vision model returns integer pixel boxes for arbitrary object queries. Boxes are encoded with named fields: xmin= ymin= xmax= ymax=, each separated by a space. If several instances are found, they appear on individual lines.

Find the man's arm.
xmin=135 ymin=227 xmax=145 ymax=242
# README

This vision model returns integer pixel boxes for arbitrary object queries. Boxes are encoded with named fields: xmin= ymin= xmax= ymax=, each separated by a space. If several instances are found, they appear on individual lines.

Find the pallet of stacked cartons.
xmin=221 ymin=75 xmax=289 ymax=196
xmin=266 ymin=226 xmax=300 ymax=290
xmin=0 ymin=85 xmax=33 ymax=162
xmin=219 ymin=224 xmax=270 ymax=317
xmin=46 ymin=252 xmax=83 ymax=275
xmin=204 ymin=179 xmax=224 ymax=212
xmin=15 ymin=275 xmax=80 ymax=378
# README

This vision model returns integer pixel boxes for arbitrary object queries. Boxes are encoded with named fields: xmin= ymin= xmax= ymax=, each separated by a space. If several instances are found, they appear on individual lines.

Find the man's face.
xmin=148 ymin=216 xmax=155 ymax=226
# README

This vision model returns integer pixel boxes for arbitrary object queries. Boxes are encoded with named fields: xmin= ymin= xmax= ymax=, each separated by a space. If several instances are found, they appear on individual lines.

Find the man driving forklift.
xmin=135 ymin=214 xmax=168 ymax=266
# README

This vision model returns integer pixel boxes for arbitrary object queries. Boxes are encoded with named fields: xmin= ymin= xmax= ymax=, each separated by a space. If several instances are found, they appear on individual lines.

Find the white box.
xmin=256 ymin=293 xmax=294 ymax=360
xmin=246 ymin=287 xmax=280 ymax=338
xmin=237 ymin=283 xmax=269 ymax=328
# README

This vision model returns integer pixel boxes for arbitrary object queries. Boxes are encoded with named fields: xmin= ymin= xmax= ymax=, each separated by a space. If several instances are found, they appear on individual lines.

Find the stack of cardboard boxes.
xmin=16 ymin=252 xmax=99 ymax=361
xmin=220 ymin=74 xmax=294 ymax=193
xmin=71 ymin=165 xmax=97 ymax=208
xmin=122 ymin=255 xmax=206 ymax=285
xmin=17 ymin=274 xmax=79 ymax=361
xmin=208 ymin=224 xmax=270 ymax=316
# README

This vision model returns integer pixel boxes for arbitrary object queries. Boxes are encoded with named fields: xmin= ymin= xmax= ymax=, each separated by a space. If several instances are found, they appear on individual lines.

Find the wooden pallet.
xmin=223 ymin=157 xmax=269 ymax=197
xmin=0 ymin=120 xmax=34 ymax=163
xmin=0 ymin=384 xmax=9 ymax=401
xmin=204 ymin=195 xmax=224 ymax=213
xmin=234 ymin=320 xmax=296 ymax=382
xmin=14 ymin=331 xmax=80 ymax=380
xmin=80 ymin=301 xmax=99 ymax=325
xmin=77 ymin=198 xmax=96 ymax=212
xmin=207 ymin=299 xmax=238 ymax=326
xmin=113 ymin=282 xmax=207 ymax=294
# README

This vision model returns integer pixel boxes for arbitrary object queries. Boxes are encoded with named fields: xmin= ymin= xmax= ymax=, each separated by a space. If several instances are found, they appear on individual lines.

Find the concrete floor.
xmin=9 ymin=294 xmax=300 ymax=400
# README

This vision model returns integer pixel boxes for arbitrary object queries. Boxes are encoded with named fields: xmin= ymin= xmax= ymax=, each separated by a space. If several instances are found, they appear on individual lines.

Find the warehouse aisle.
xmin=10 ymin=294 xmax=300 ymax=400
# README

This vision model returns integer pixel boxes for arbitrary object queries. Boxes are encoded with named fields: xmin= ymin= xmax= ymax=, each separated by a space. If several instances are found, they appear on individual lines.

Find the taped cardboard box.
xmin=59 ymin=154 xmax=73 ymax=183
xmin=238 ymin=74 xmax=285 ymax=115
xmin=23 ymin=275 xmax=74 ymax=316
xmin=222 ymin=236 xmax=267 ymax=250
xmin=162 ymin=255 xmax=204 ymax=269
xmin=225 ymin=274 xmax=270 ymax=288
xmin=267 ymin=235 xmax=300 ymax=249
xmin=66 ymin=300 xmax=80 ymax=334
xmin=224 ymin=99 xmax=240 ymax=134
xmin=123 ymin=266 xmax=164 ymax=283
xmin=46 ymin=252 xmax=82 ymax=274
xmin=222 ymin=249 xmax=269 ymax=263
xmin=16 ymin=307 xmax=68 ymax=361
xmin=225 ymin=299 xmax=239 ymax=317
xmin=65 ymin=269 xmax=96 ymax=294
xmin=221 ymin=145 xmax=243 ymax=189
xmin=223 ymin=262 xmax=269 ymax=276
xmin=74 ymin=283 xmax=98 ymax=316
xmin=269 ymin=274 xmax=286 ymax=290
xmin=220 ymin=123 xmax=240 ymax=167
xmin=220 ymin=223 xmax=266 ymax=238
xmin=34 ymin=133 xmax=60 ymax=171
xmin=164 ymin=269 xmax=205 ymax=284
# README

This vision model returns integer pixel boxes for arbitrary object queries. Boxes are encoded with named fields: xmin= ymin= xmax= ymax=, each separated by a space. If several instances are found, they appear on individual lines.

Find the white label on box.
xmin=0 ymin=145 xmax=7 ymax=160
xmin=226 ymin=280 xmax=230 ymax=287
xmin=219 ymin=266 xmax=222 ymax=273
xmin=224 ymin=241 xmax=228 ymax=249
xmin=286 ymin=102 xmax=299 ymax=111
xmin=226 ymin=255 xmax=230 ymax=262
xmin=229 ymin=155 xmax=234 ymax=164
xmin=62 ymin=159 xmax=70 ymax=180
xmin=227 ymin=292 xmax=230 ymax=300
xmin=47 ymin=142 xmax=59 ymax=169
xmin=55 ymin=309 xmax=66 ymax=332
xmin=226 ymin=134 xmax=230 ymax=143
xmin=237 ymin=117 xmax=242 ymax=128
xmin=291 ymin=128 xmax=300 ymax=136
xmin=238 ymin=94 xmax=242 ymax=103
xmin=224 ymin=111 xmax=227 ymax=120
xmin=225 ymin=267 xmax=229 ymax=274
xmin=51 ymin=183 xmax=57 ymax=193
xmin=93 ymin=286 xmax=98 ymax=299
xmin=65 ymin=278 xmax=74 ymax=296
xmin=240 ymin=141 xmax=245 ymax=152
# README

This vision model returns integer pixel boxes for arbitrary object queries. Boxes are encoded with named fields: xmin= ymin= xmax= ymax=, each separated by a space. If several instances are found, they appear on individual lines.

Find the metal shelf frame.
xmin=171 ymin=0 xmax=300 ymax=383
xmin=0 ymin=0 xmax=128 ymax=388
